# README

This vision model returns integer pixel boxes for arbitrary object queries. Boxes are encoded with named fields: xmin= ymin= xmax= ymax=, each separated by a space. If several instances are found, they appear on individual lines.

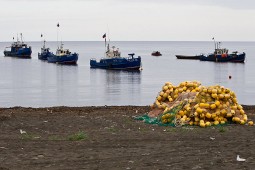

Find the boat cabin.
xmin=214 ymin=48 xmax=228 ymax=55
xmin=5 ymin=41 xmax=29 ymax=52
xmin=106 ymin=44 xmax=121 ymax=58
xmin=41 ymin=48 xmax=50 ymax=53
xmin=213 ymin=41 xmax=228 ymax=55
xmin=56 ymin=43 xmax=71 ymax=56
xmin=41 ymin=40 xmax=50 ymax=52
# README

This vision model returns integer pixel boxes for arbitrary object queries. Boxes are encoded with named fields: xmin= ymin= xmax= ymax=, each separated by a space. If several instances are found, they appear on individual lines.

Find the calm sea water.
xmin=0 ymin=41 xmax=254 ymax=107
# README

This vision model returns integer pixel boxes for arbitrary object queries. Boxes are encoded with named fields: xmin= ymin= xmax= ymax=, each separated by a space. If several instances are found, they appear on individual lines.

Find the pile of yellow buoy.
xmin=150 ymin=81 xmax=254 ymax=127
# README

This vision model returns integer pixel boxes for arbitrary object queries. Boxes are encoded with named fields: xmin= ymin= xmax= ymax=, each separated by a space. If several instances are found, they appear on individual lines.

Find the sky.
xmin=1 ymin=0 xmax=255 ymax=41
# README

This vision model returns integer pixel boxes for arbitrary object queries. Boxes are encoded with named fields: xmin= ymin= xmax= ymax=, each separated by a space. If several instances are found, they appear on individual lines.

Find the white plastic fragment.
xmin=210 ymin=137 xmax=215 ymax=140
xmin=237 ymin=155 xmax=246 ymax=162
xmin=19 ymin=129 xmax=26 ymax=134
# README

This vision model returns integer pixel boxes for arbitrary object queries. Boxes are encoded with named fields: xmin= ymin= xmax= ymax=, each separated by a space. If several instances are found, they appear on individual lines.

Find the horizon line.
xmin=1 ymin=40 xmax=255 ymax=42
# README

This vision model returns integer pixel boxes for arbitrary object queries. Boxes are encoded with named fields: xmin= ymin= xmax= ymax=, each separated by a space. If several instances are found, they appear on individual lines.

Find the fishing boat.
xmin=90 ymin=44 xmax=141 ymax=70
xmin=200 ymin=40 xmax=245 ymax=63
xmin=47 ymin=43 xmax=78 ymax=64
xmin=38 ymin=40 xmax=52 ymax=60
xmin=90 ymin=35 xmax=141 ymax=70
xmin=175 ymin=55 xmax=202 ymax=60
xmin=151 ymin=51 xmax=162 ymax=56
xmin=4 ymin=34 xmax=32 ymax=58
xmin=47 ymin=23 xmax=78 ymax=64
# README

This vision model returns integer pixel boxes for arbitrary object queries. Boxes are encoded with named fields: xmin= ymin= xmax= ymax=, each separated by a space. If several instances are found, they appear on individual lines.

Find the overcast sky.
xmin=1 ymin=0 xmax=255 ymax=41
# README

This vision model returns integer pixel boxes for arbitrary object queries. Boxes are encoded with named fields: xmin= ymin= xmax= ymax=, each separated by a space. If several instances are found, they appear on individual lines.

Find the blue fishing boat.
xmin=90 ymin=42 xmax=141 ymax=70
xmin=4 ymin=34 xmax=32 ymax=58
xmin=47 ymin=43 xmax=78 ymax=65
xmin=38 ymin=40 xmax=52 ymax=60
xmin=200 ymin=41 xmax=245 ymax=63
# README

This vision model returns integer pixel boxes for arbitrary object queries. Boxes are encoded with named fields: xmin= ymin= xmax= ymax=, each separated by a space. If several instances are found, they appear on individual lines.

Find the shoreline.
xmin=1 ymin=104 xmax=255 ymax=108
xmin=0 ymin=105 xmax=255 ymax=114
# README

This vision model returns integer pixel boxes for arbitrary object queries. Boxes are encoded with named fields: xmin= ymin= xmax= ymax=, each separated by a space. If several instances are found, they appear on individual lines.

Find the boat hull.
xmin=152 ymin=53 xmax=162 ymax=56
xmin=38 ymin=52 xmax=52 ymax=60
xmin=47 ymin=53 xmax=78 ymax=64
xmin=200 ymin=53 xmax=245 ymax=63
xmin=90 ymin=57 xmax=141 ymax=70
xmin=176 ymin=55 xmax=201 ymax=60
xmin=4 ymin=48 xmax=32 ymax=59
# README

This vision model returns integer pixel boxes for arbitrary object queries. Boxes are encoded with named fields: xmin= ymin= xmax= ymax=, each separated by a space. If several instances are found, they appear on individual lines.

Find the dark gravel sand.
xmin=0 ymin=106 xmax=254 ymax=170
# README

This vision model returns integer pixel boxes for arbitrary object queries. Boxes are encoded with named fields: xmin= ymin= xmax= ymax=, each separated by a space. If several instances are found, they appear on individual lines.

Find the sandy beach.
xmin=0 ymin=106 xmax=254 ymax=169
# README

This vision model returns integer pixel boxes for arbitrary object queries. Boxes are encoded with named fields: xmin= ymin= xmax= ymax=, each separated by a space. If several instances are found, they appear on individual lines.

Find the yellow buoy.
xmin=196 ymin=107 xmax=203 ymax=114
xmin=214 ymin=120 xmax=219 ymax=125
xmin=179 ymin=110 xmax=185 ymax=116
xmin=248 ymin=121 xmax=254 ymax=126
xmin=220 ymin=120 xmax=225 ymax=124
xmin=226 ymin=113 xmax=232 ymax=118
xmin=240 ymin=109 xmax=245 ymax=115
xmin=240 ymin=120 xmax=245 ymax=125
xmin=157 ymin=95 xmax=162 ymax=101
xmin=205 ymin=121 xmax=211 ymax=127
xmin=215 ymin=100 xmax=220 ymax=107
xmin=206 ymin=112 xmax=212 ymax=119
xmin=210 ymin=104 xmax=216 ymax=110
xmin=200 ymin=123 xmax=206 ymax=128
xmin=163 ymin=93 xmax=168 ymax=98
xmin=212 ymin=89 xmax=217 ymax=94
xmin=163 ymin=85 xmax=168 ymax=91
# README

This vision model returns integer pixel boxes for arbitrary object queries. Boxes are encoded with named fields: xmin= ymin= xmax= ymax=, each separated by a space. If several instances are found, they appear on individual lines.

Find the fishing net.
xmin=134 ymin=81 xmax=253 ymax=127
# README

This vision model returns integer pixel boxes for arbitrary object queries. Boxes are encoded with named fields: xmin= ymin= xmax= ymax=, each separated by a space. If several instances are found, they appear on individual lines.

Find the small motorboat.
xmin=151 ymin=51 xmax=162 ymax=56
xmin=4 ymin=33 xmax=32 ymax=58
xmin=38 ymin=40 xmax=52 ymax=60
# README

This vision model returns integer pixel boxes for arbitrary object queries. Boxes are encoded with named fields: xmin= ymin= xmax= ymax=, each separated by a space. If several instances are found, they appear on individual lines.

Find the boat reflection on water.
xmin=89 ymin=69 xmax=142 ymax=105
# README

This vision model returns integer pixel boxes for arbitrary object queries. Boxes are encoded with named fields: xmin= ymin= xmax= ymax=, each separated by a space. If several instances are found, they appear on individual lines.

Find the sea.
xmin=0 ymin=41 xmax=254 ymax=107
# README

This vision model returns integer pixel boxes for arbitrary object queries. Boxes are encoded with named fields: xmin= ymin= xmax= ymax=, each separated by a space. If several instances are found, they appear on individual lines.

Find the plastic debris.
xmin=237 ymin=155 xmax=246 ymax=162
xmin=19 ymin=129 xmax=26 ymax=134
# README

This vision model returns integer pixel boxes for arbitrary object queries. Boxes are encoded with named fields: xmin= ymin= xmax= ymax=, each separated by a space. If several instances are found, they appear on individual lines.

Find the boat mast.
xmin=212 ymin=37 xmax=216 ymax=50
xmin=102 ymin=33 xmax=107 ymax=57
xmin=41 ymin=33 xmax=45 ymax=48
xmin=20 ymin=33 xmax=23 ymax=43
xmin=17 ymin=33 xmax=19 ymax=43
xmin=57 ymin=22 xmax=60 ymax=49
